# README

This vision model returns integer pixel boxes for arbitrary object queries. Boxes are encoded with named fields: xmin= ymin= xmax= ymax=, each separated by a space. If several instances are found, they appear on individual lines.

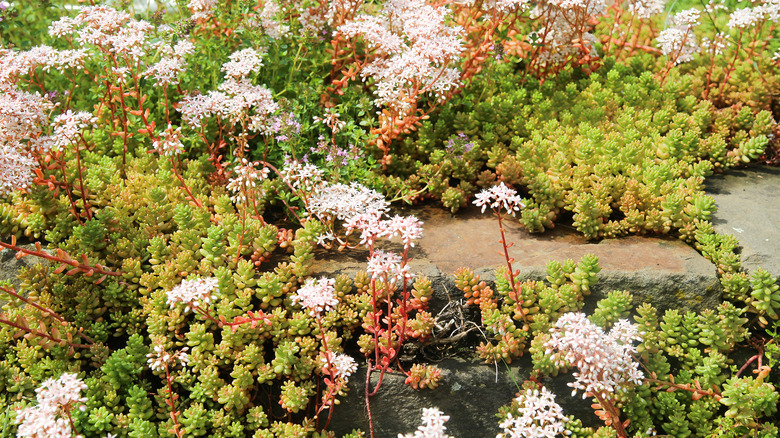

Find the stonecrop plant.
xmin=1 ymin=0 xmax=780 ymax=436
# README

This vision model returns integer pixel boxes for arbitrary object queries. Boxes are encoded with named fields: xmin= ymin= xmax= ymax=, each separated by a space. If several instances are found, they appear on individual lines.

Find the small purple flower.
xmin=0 ymin=1 xmax=9 ymax=11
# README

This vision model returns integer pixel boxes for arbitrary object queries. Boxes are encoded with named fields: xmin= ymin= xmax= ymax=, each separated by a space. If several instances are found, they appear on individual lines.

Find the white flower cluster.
xmin=399 ymin=407 xmax=454 ymax=438
xmin=188 ymin=0 xmax=217 ymax=21
xmin=221 ymin=48 xmax=264 ymax=78
xmin=151 ymin=124 xmax=184 ymax=156
xmin=49 ymin=110 xmax=98 ymax=151
xmin=309 ymin=182 xmax=390 ymax=223
xmin=322 ymin=352 xmax=358 ymax=379
xmin=147 ymin=345 xmax=190 ymax=372
xmin=545 ymin=312 xmax=644 ymax=399
xmin=226 ymin=158 xmax=270 ymax=203
xmin=0 ymin=80 xmax=53 ymax=196
xmin=178 ymin=48 xmax=277 ymax=132
xmin=0 ymin=46 xmax=87 ymax=85
xmin=628 ymin=0 xmax=666 ymax=19
xmin=48 ymin=6 xmax=154 ymax=61
xmin=257 ymin=0 xmax=290 ymax=39
xmin=497 ymin=387 xmax=567 ymax=438
xmin=0 ymin=143 xmax=36 ymax=197
xmin=339 ymin=0 xmax=463 ymax=112
xmin=343 ymin=210 xmax=424 ymax=250
xmin=144 ymin=40 xmax=195 ymax=87
xmin=366 ymin=249 xmax=413 ymax=283
xmin=280 ymin=160 xmax=326 ymax=194
xmin=473 ymin=182 xmax=525 ymax=215
xmin=292 ymin=276 xmax=339 ymax=316
xmin=15 ymin=373 xmax=87 ymax=438
xmin=656 ymin=9 xmax=700 ymax=65
xmin=166 ymin=277 xmax=219 ymax=313
xmin=727 ymin=7 xmax=760 ymax=29
xmin=529 ymin=0 xmax=605 ymax=66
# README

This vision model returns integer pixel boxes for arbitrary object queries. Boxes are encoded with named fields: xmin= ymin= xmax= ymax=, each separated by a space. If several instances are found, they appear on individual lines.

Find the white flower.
xmin=544 ymin=313 xmax=644 ymax=399
xmin=166 ymin=277 xmax=219 ymax=313
xmin=309 ymin=182 xmax=389 ymax=223
xmin=728 ymin=7 xmax=759 ymax=29
xmin=473 ymin=182 xmax=525 ymax=215
xmin=399 ymin=407 xmax=453 ymax=438
xmin=497 ymin=387 xmax=566 ymax=438
xmin=366 ymin=250 xmax=413 ymax=283
xmin=323 ymin=352 xmax=358 ymax=379
xmin=221 ymin=48 xmax=264 ymax=78
xmin=0 ymin=143 xmax=36 ymax=197
xmin=15 ymin=373 xmax=88 ymax=438
xmin=152 ymin=124 xmax=185 ymax=156
xmin=292 ymin=277 xmax=338 ymax=316
xmin=147 ymin=345 xmax=190 ymax=372
xmin=383 ymin=214 xmax=423 ymax=249
xmin=226 ymin=158 xmax=270 ymax=203
xmin=657 ymin=25 xmax=699 ymax=65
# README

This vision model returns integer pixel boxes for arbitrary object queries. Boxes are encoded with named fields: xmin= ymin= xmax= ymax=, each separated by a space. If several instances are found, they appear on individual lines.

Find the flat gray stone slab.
xmin=312 ymin=205 xmax=721 ymax=313
xmin=705 ymin=165 xmax=780 ymax=279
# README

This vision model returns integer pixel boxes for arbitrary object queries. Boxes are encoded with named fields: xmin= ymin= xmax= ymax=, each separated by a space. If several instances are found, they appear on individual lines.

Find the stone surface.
xmin=328 ymin=356 xmax=528 ymax=436
xmin=311 ymin=204 xmax=722 ymax=314
xmin=315 ymin=204 xmax=722 ymax=436
xmin=0 ymin=245 xmax=50 ymax=303
xmin=705 ymin=165 xmax=780 ymax=279
xmin=328 ymin=355 xmax=602 ymax=436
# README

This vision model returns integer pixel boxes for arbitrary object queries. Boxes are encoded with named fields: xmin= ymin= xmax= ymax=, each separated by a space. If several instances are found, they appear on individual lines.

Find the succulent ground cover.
xmin=1 ymin=0 xmax=780 ymax=437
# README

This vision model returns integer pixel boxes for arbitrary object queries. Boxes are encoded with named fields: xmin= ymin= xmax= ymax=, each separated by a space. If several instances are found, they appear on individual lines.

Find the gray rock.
xmin=0 ymin=244 xmax=51 ymax=303
xmin=705 ymin=165 xmax=780 ymax=279
xmin=327 ymin=355 xmax=603 ymax=436
xmin=314 ymin=205 xmax=723 ymax=436
xmin=328 ymin=356 xmax=521 ymax=437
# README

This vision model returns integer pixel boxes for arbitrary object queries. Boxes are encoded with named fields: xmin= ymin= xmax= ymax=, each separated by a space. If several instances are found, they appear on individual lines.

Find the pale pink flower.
xmin=657 ymin=26 xmax=699 ymax=64
xmin=497 ymin=387 xmax=567 ymax=438
xmin=673 ymin=8 xmax=701 ymax=26
xmin=166 ymin=277 xmax=219 ymax=313
xmin=366 ymin=250 xmax=412 ymax=282
xmin=145 ymin=56 xmax=187 ymax=86
xmin=50 ymin=110 xmax=97 ymax=150
xmin=173 ymin=39 xmax=196 ymax=58
xmin=49 ymin=16 xmax=78 ymax=38
xmin=0 ymin=88 xmax=51 ymax=143
xmin=258 ymin=0 xmax=290 ymax=39
xmin=628 ymin=0 xmax=666 ymax=19
xmin=0 ymin=143 xmax=36 ymax=197
xmin=399 ymin=407 xmax=453 ymax=438
xmin=280 ymin=160 xmax=326 ymax=194
xmin=309 ymin=182 xmax=389 ymax=223
xmin=292 ymin=276 xmax=338 ymax=316
xmin=339 ymin=0 xmax=463 ymax=112
xmin=473 ymin=182 xmax=525 ymax=215
xmin=728 ymin=7 xmax=760 ymax=28
xmin=383 ymin=214 xmax=423 ymax=249
xmin=313 ymin=108 xmax=347 ymax=134
xmin=544 ymin=313 xmax=643 ymax=399
xmin=222 ymin=48 xmax=264 ymax=78
xmin=15 ymin=373 xmax=87 ymax=438
xmin=189 ymin=0 xmax=217 ymax=20
xmin=226 ymin=158 xmax=270 ymax=203
xmin=343 ymin=210 xmax=386 ymax=247
xmin=151 ymin=124 xmax=185 ymax=156
xmin=322 ymin=352 xmax=358 ymax=379
xmin=147 ymin=345 xmax=190 ymax=372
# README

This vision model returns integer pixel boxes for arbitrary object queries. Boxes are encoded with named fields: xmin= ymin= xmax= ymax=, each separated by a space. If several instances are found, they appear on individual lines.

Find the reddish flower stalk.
xmin=164 ymin=362 xmax=184 ymax=438
xmin=0 ymin=236 xmax=121 ymax=283
xmin=0 ymin=285 xmax=95 ymax=345
xmin=473 ymin=182 xmax=528 ymax=324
